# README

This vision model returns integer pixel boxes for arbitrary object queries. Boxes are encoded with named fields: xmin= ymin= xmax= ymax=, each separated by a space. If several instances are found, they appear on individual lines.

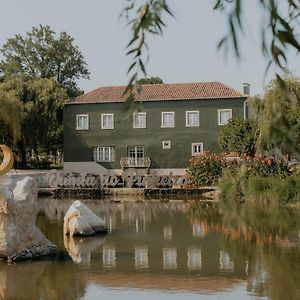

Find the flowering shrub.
xmin=187 ymin=152 xmax=225 ymax=187
xmin=229 ymin=154 xmax=290 ymax=178
xmin=187 ymin=151 xmax=290 ymax=187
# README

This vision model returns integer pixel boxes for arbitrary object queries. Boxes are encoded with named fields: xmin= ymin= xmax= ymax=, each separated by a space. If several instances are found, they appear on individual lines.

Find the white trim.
xmin=76 ymin=114 xmax=89 ymax=130
xmin=93 ymin=146 xmax=116 ymax=162
xmin=133 ymin=112 xmax=147 ymax=128
xmin=101 ymin=113 xmax=114 ymax=129
xmin=191 ymin=143 xmax=204 ymax=156
xmin=217 ymin=109 xmax=232 ymax=126
xmin=161 ymin=112 xmax=175 ymax=128
xmin=185 ymin=111 xmax=200 ymax=127
xmin=162 ymin=140 xmax=171 ymax=149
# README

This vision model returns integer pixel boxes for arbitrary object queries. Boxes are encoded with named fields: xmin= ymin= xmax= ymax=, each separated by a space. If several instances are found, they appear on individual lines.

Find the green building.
xmin=64 ymin=82 xmax=249 ymax=175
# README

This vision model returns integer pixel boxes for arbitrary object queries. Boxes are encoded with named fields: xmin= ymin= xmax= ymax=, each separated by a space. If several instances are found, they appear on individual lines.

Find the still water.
xmin=0 ymin=197 xmax=300 ymax=300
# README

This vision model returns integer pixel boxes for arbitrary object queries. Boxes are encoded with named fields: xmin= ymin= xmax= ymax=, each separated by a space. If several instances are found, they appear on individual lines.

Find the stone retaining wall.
xmin=49 ymin=187 xmax=219 ymax=200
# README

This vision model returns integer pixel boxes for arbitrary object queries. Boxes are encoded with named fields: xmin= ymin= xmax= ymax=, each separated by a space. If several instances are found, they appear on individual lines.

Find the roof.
xmin=70 ymin=82 xmax=247 ymax=104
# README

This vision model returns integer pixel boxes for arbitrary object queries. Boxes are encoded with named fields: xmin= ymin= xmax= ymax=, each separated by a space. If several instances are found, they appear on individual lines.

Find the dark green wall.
xmin=63 ymin=98 xmax=245 ymax=168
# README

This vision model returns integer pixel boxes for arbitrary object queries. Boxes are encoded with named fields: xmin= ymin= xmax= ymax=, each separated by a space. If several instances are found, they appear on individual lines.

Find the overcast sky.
xmin=0 ymin=0 xmax=299 ymax=96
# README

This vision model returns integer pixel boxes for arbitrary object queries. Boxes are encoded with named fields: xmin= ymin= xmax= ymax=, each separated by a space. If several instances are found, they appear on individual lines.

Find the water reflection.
xmin=0 ymin=262 xmax=48 ymax=300
xmin=134 ymin=246 xmax=149 ymax=269
xmin=163 ymin=247 xmax=177 ymax=269
xmin=192 ymin=223 xmax=207 ymax=238
xmin=0 ymin=260 xmax=86 ymax=300
xmin=64 ymin=235 xmax=106 ymax=264
xmin=102 ymin=246 xmax=116 ymax=268
xmin=163 ymin=225 xmax=172 ymax=240
xmin=0 ymin=197 xmax=297 ymax=299
xmin=220 ymin=250 xmax=234 ymax=272
xmin=187 ymin=247 xmax=202 ymax=270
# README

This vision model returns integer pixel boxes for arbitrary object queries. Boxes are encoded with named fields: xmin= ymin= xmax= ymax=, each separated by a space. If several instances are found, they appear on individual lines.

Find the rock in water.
xmin=64 ymin=200 xmax=108 ymax=236
xmin=0 ymin=177 xmax=57 ymax=262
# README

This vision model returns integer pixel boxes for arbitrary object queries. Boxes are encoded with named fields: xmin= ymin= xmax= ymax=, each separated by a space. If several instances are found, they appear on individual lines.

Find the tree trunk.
xmin=17 ymin=139 xmax=27 ymax=168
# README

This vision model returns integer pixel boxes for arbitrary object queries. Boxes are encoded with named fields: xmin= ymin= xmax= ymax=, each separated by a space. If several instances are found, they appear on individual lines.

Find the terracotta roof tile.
xmin=70 ymin=82 xmax=247 ymax=104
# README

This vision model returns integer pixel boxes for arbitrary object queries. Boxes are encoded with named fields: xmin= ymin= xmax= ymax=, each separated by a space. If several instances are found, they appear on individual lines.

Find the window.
xmin=192 ymin=143 xmax=203 ymax=156
xmin=76 ymin=114 xmax=89 ymax=130
xmin=218 ymin=109 xmax=232 ymax=125
xmin=161 ymin=112 xmax=175 ymax=128
xmin=93 ymin=146 xmax=115 ymax=162
xmin=133 ymin=112 xmax=147 ymax=128
xmin=127 ymin=145 xmax=145 ymax=166
xmin=186 ymin=111 xmax=199 ymax=127
xmin=101 ymin=113 xmax=114 ymax=129
xmin=162 ymin=141 xmax=171 ymax=149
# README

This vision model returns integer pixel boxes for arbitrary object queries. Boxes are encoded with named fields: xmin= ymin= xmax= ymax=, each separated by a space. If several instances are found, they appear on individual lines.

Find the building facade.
xmin=63 ymin=82 xmax=248 ymax=175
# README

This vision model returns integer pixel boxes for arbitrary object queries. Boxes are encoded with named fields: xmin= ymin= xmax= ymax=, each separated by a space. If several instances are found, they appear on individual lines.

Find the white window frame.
xmin=218 ymin=109 xmax=232 ymax=126
xmin=161 ymin=112 xmax=175 ymax=128
xmin=133 ymin=112 xmax=147 ymax=129
xmin=191 ymin=143 xmax=204 ymax=156
xmin=93 ymin=146 xmax=116 ymax=162
xmin=162 ymin=140 xmax=171 ymax=149
xmin=101 ymin=113 xmax=114 ymax=129
xmin=76 ymin=114 xmax=89 ymax=130
xmin=186 ymin=111 xmax=200 ymax=127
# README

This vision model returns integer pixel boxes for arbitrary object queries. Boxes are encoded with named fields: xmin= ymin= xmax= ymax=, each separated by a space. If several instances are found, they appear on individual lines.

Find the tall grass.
xmin=219 ymin=171 xmax=300 ymax=204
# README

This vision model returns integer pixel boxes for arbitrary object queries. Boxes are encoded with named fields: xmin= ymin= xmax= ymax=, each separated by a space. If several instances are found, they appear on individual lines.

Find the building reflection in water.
xmin=192 ymin=223 xmax=206 ymax=238
xmin=32 ymin=197 xmax=300 ymax=299
xmin=187 ymin=247 xmax=202 ymax=270
xmin=135 ymin=218 xmax=139 ymax=233
xmin=163 ymin=248 xmax=177 ymax=269
xmin=220 ymin=250 xmax=234 ymax=272
xmin=163 ymin=225 xmax=172 ymax=240
xmin=102 ymin=246 xmax=116 ymax=268
xmin=102 ymin=216 xmax=115 ymax=232
xmin=135 ymin=245 xmax=149 ymax=269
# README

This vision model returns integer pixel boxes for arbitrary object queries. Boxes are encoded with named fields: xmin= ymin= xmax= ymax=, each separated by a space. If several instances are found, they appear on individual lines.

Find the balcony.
xmin=120 ymin=157 xmax=151 ymax=168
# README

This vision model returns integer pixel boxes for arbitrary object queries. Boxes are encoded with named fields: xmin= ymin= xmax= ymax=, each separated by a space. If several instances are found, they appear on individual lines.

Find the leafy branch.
xmin=121 ymin=0 xmax=173 ymax=105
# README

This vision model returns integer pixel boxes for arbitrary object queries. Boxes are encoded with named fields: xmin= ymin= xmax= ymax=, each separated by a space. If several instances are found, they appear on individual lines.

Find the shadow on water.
xmin=0 ymin=197 xmax=299 ymax=299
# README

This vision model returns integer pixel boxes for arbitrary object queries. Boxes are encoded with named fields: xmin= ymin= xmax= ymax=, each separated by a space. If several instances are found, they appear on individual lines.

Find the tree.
xmin=219 ymin=118 xmax=258 ymax=156
xmin=0 ymin=25 xmax=90 ymax=97
xmin=0 ymin=77 xmax=68 ymax=167
xmin=0 ymin=89 xmax=23 ymax=144
xmin=138 ymin=76 xmax=164 ymax=84
xmin=256 ymin=72 xmax=300 ymax=158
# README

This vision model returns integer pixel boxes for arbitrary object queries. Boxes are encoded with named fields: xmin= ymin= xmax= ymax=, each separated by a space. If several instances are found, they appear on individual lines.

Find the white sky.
xmin=0 ymin=0 xmax=299 ymax=96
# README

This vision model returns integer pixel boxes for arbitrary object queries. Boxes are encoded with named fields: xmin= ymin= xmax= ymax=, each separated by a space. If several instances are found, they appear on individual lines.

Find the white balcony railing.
xmin=120 ymin=157 xmax=151 ymax=168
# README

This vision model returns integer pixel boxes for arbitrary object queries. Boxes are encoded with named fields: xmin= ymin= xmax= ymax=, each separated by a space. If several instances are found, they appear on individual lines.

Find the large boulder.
xmin=64 ymin=200 xmax=108 ymax=236
xmin=0 ymin=177 xmax=57 ymax=262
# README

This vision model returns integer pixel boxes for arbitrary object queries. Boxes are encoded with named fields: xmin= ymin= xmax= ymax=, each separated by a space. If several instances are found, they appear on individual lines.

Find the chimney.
xmin=243 ymin=82 xmax=251 ymax=95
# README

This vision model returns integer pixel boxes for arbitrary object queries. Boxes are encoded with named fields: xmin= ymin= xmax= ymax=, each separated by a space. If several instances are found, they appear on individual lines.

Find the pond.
xmin=0 ymin=197 xmax=299 ymax=300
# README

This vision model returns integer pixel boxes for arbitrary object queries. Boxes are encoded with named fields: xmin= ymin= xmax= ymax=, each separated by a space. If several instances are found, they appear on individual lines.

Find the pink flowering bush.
xmin=187 ymin=152 xmax=225 ymax=187
xmin=187 ymin=151 xmax=290 ymax=187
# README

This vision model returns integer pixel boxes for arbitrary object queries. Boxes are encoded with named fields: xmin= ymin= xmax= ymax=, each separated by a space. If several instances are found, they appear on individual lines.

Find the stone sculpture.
xmin=64 ymin=200 xmax=108 ymax=236
xmin=0 ymin=177 xmax=57 ymax=262
xmin=0 ymin=144 xmax=14 ymax=176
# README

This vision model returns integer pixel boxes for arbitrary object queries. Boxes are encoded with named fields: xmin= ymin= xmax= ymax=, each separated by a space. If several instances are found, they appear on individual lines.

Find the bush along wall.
xmin=187 ymin=152 xmax=299 ymax=204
